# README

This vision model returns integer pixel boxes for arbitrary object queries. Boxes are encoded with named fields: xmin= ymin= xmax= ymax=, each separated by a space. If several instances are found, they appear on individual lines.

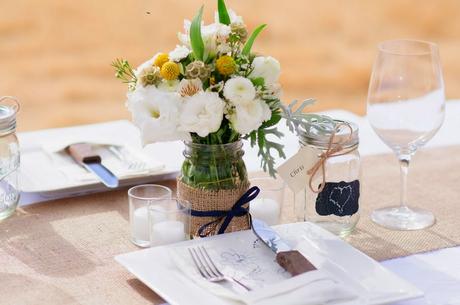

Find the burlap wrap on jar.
xmin=177 ymin=179 xmax=251 ymax=237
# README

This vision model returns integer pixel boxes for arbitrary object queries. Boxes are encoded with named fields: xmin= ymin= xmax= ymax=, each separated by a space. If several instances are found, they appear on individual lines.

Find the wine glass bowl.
xmin=367 ymin=39 xmax=445 ymax=230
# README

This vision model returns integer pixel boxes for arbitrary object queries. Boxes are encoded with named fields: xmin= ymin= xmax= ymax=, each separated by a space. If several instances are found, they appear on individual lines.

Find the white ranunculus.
xmin=169 ymin=45 xmax=191 ymax=62
xmin=178 ymin=21 xmax=230 ymax=58
xmin=223 ymin=77 xmax=256 ymax=105
xmin=214 ymin=9 xmax=244 ymax=24
xmin=179 ymin=92 xmax=225 ymax=137
xmin=229 ymin=99 xmax=272 ymax=134
xmin=126 ymin=86 xmax=190 ymax=144
xmin=157 ymin=79 xmax=180 ymax=92
xmin=249 ymin=56 xmax=281 ymax=85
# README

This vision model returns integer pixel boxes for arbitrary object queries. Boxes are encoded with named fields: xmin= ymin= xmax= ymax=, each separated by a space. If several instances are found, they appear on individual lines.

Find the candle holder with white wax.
xmin=249 ymin=177 xmax=285 ymax=226
xmin=128 ymin=184 xmax=172 ymax=247
xmin=149 ymin=198 xmax=191 ymax=247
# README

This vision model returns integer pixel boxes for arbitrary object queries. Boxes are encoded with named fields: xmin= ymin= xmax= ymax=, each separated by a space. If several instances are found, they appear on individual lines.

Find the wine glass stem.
xmin=399 ymin=156 xmax=411 ymax=209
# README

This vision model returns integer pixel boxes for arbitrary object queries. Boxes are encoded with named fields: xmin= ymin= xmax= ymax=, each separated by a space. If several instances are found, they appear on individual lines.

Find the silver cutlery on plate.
xmin=109 ymin=145 xmax=147 ymax=171
xmin=188 ymin=246 xmax=251 ymax=291
xmin=252 ymin=218 xmax=317 ymax=276
xmin=67 ymin=143 xmax=119 ymax=188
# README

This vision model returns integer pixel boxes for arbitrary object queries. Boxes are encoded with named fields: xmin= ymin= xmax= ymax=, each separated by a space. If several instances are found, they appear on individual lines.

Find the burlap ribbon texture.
xmin=177 ymin=179 xmax=254 ymax=237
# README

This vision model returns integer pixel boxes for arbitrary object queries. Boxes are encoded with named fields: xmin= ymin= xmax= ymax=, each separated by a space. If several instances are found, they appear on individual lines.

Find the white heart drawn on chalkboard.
xmin=328 ymin=185 xmax=352 ymax=214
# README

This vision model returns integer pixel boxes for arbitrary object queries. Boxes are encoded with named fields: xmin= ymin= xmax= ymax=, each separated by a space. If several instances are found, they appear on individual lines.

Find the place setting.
xmin=1 ymin=1 xmax=459 ymax=305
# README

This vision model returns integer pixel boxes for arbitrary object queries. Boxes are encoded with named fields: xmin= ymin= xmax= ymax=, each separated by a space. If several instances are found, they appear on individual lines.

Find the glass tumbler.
xmin=149 ymin=198 xmax=191 ymax=246
xmin=128 ymin=184 xmax=172 ymax=247
xmin=249 ymin=177 xmax=285 ymax=225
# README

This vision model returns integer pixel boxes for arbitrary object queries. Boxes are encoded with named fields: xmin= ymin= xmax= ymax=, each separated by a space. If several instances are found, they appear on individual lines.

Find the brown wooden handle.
xmin=67 ymin=143 xmax=101 ymax=164
xmin=276 ymin=250 xmax=317 ymax=276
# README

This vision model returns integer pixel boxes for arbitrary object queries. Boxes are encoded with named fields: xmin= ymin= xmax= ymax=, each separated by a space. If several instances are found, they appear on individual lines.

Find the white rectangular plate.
xmin=116 ymin=222 xmax=423 ymax=305
xmin=18 ymin=120 xmax=184 ymax=196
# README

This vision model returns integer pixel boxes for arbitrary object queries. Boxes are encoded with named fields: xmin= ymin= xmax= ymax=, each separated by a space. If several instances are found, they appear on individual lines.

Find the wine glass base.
xmin=371 ymin=206 xmax=435 ymax=230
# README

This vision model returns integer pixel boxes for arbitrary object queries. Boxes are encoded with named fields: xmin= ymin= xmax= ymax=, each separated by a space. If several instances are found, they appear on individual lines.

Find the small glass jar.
xmin=0 ymin=96 xmax=20 ymax=220
xmin=294 ymin=120 xmax=361 ymax=237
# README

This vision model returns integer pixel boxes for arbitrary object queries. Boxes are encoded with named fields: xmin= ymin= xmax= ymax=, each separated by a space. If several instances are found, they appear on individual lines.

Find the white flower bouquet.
xmin=113 ymin=0 xmax=333 ymax=235
xmin=113 ymin=0 xmax=327 ymax=193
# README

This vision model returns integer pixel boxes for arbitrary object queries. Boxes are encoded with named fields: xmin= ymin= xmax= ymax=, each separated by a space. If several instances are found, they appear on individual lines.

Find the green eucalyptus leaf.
xmin=190 ymin=6 xmax=205 ymax=61
xmin=217 ymin=0 xmax=231 ymax=25
xmin=242 ymin=24 xmax=267 ymax=56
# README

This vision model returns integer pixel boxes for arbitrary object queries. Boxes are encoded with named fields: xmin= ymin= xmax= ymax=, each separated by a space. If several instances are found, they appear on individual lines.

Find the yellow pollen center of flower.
xmin=150 ymin=108 xmax=160 ymax=119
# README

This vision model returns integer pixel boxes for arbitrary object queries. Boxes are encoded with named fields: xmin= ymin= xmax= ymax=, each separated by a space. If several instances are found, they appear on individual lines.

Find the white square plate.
xmin=116 ymin=222 xmax=423 ymax=305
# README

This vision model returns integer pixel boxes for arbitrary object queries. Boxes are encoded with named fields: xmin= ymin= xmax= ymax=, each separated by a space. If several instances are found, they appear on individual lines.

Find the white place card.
xmin=277 ymin=146 xmax=320 ymax=193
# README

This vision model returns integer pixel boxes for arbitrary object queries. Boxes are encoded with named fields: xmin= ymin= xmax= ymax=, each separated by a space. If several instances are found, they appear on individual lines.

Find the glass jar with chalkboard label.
xmin=294 ymin=120 xmax=361 ymax=237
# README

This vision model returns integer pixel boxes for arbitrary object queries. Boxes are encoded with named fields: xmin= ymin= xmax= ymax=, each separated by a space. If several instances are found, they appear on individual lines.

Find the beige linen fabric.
xmin=0 ymin=147 xmax=459 ymax=304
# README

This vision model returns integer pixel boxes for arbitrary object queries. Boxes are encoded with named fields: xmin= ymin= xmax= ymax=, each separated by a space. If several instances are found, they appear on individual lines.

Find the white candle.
xmin=132 ymin=206 xmax=150 ymax=242
xmin=150 ymin=220 xmax=186 ymax=246
xmin=250 ymin=198 xmax=281 ymax=226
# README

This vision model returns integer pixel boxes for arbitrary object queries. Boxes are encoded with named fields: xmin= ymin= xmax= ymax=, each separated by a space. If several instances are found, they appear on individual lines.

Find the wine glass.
xmin=367 ymin=39 xmax=445 ymax=230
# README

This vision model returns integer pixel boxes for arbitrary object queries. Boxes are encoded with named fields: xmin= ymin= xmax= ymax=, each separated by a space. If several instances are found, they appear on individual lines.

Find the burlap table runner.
xmin=1 ymin=147 xmax=459 ymax=305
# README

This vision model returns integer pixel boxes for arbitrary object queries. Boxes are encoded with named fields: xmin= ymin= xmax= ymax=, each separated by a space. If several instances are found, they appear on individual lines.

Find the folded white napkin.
xmin=42 ymin=141 xmax=164 ymax=182
xmin=170 ymin=245 xmax=357 ymax=305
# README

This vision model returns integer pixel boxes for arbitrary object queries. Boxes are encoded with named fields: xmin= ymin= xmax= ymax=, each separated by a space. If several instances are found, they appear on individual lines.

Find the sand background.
xmin=1 ymin=0 xmax=459 ymax=131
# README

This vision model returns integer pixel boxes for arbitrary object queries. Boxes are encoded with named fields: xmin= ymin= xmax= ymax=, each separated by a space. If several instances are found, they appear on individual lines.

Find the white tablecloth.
xmin=17 ymin=100 xmax=460 ymax=304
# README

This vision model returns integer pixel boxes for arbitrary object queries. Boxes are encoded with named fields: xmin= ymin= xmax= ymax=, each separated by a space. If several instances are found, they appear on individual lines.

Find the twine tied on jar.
xmin=307 ymin=122 xmax=358 ymax=193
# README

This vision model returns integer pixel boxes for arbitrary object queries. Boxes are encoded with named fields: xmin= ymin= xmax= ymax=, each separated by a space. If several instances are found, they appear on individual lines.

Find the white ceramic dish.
xmin=18 ymin=120 xmax=182 ymax=197
xmin=116 ymin=222 xmax=423 ymax=305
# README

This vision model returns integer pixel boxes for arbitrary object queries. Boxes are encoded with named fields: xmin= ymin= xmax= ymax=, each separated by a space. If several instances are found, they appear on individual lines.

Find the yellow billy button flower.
xmin=154 ymin=53 xmax=169 ymax=68
xmin=216 ymin=55 xmax=236 ymax=76
xmin=160 ymin=61 xmax=180 ymax=80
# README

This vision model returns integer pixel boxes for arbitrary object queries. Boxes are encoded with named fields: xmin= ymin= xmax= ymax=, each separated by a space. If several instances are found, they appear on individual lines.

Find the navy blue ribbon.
xmin=191 ymin=186 xmax=260 ymax=237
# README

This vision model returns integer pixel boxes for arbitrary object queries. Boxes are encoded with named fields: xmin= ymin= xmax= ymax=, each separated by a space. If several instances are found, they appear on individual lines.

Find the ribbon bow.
xmin=307 ymin=122 xmax=356 ymax=193
xmin=191 ymin=186 xmax=260 ymax=237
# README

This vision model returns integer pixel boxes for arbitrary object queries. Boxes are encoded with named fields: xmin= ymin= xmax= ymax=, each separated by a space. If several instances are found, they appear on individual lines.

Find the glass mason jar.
xmin=0 ymin=96 xmax=20 ymax=220
xmin=179 ymin=140 xmax=248 ymax=190
xmin=177 ymin=140 xmax=250 ymax=237
xmin=294 ymin=120 xmax=361 ymax=237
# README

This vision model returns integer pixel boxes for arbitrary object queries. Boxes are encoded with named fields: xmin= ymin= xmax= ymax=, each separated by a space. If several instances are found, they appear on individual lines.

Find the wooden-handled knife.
xmin=67 ymin=143 xmax=119 ymax=188
xmin=251 ymin=218 xmax=317 ymax=276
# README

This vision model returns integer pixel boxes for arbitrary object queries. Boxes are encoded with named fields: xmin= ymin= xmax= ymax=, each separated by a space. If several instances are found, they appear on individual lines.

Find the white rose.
xmin=126 ymin=86 xmax=190 ymax=144
xmin=169 ymin=45 xmax=191 ymax=62
xmin=179 ymin=91 xmax=225 ymax=137
xmin=229 ymin=99 xmax=272 ymax=134
xmin=249 ymin=56 xmax=281 ymax=85
xmin=157 ymin=79 xmax=180 ymax=92
xmin=223 ymin=77 xmax=256 ymax=105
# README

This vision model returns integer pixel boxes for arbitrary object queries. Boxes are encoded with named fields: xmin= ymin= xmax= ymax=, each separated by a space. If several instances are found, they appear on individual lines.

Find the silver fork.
xmin=188 ymin=246 xmax=251 ymax=291
xmin=109 ymin=146 xmax=147 ymax=171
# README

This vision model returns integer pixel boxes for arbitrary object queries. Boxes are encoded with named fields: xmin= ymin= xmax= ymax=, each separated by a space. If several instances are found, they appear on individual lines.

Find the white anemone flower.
xmin=229 ymin=99 xmax=271 ymax=134
xmin=126 ymin=86 xmax=190 ymax=144
xmin=223 ymin=77 xmax=256 ymax=105
xmin=179 ymin=91 xmax=225 ymax=137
